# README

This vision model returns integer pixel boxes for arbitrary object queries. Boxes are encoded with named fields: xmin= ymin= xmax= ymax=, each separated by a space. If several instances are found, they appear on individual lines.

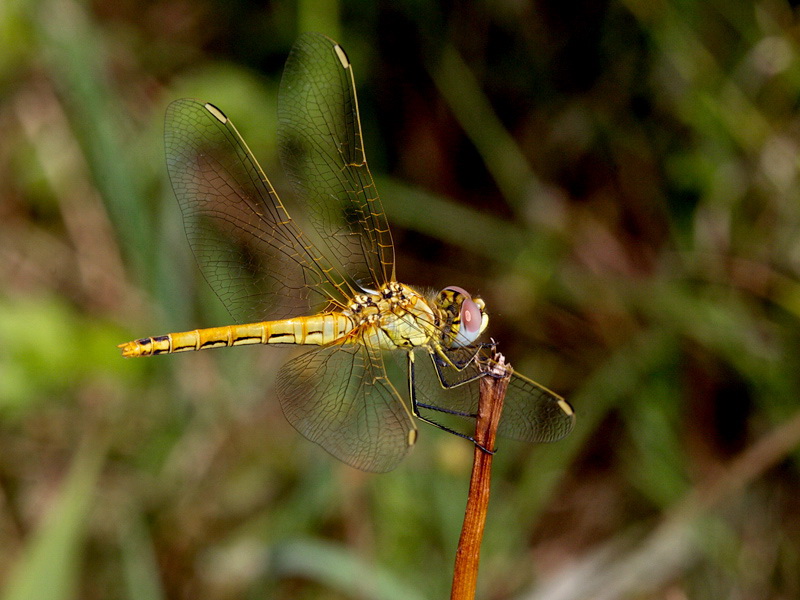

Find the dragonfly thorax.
xmin=346 ymin=282 xmax=438 ymax=350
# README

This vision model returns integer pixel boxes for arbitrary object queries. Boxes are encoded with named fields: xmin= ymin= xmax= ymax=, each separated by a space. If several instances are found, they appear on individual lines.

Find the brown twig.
xmin=450 ymin=353 xmax=511 ymax=600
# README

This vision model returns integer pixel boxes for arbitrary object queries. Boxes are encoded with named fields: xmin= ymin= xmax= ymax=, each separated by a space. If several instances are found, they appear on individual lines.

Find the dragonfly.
xmin=119 ymin=32 xmax=574 ymax=472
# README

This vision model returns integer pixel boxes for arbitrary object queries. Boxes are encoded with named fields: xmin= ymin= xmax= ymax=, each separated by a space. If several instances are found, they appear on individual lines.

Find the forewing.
xmin=412 ymin=347 xmax=480 ymax=415
xmin=276 ymin=341 xmax=416 ymax=472
xmin=497 ymin=370 xmax=575 ymax=443
xmin=278 ymin=32 xmax=395 ymax=291
xmin=413 ymin=348 xmax=575 ymax=443
xmin=165 ymin=98 xmax=353 ymax=323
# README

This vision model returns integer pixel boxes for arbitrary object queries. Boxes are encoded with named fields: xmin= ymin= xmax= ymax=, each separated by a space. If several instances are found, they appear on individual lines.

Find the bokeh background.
xmin=2 ymin=0 xmax=800 ymax=598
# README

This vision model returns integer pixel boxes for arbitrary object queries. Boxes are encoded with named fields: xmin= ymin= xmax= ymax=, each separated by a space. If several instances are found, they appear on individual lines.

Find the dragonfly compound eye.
xmin=435 ymin=286 xmax=488 ymax=347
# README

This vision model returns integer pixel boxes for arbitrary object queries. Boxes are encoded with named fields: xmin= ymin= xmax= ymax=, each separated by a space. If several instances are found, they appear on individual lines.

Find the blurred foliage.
xmin=2 ymin=0 xmax=800 ymax=599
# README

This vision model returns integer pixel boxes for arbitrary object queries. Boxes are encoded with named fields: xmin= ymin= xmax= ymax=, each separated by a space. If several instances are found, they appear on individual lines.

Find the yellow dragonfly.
xmin=119 ymin=32 xmax=574 ymax=472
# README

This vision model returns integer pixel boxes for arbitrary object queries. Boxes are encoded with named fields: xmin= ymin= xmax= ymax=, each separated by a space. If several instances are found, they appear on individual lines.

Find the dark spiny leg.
xmin=434 ymin=343 xmax=484 ymax=372
xmin=407 ymin=351 xmax=494 ymax=455
xmin=432 ymin=347 xmax=486 ymax=389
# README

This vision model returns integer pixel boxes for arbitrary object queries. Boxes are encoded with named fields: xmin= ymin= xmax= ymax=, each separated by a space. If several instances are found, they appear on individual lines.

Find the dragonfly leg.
xmin=435 ymin=344 xmax=481 ymax=372
xmin=407 ymin=351 xmax=494 ymax=454
xmin=414 ymin=401 xmax=475 ymax=418
xmin=444 ymin=341 xmax=496 ymax=371
xmin=431 ymin=347 xmax=486 ymax=389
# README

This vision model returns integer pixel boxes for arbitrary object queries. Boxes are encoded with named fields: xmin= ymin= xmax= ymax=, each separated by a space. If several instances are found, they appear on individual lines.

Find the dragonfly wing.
xmin=412 ymin=347 xmax=480 ymax=415
xmin=412 ymin=348 xmax=575 ymax=443
xmin=278 ymin=32 xmax=395 ymax=291
xmin=165 ymin=98 xmax=354 ymax=323
xmin=276 ymin=341 xmax=416 ymax=472
xmin=497 ymin=370 xmax=575 ymax=443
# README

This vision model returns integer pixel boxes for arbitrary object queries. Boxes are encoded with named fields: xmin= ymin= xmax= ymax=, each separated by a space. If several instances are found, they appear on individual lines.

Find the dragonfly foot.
xmin=474 ymin=440 xmax=496 ymax=455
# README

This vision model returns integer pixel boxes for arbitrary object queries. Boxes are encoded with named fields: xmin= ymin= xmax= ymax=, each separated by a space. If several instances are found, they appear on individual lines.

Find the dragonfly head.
xmin=435 ymin=286 xmax=489 ymax=348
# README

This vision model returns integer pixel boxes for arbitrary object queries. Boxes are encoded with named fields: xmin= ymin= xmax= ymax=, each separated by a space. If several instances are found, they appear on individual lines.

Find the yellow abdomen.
xmin=119 ymin=313 xmax=354 ymax=357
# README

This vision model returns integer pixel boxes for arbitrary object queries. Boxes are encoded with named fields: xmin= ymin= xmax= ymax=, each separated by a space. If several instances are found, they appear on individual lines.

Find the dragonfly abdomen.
xmin=119 ymin=313 xmax=354 ymax=357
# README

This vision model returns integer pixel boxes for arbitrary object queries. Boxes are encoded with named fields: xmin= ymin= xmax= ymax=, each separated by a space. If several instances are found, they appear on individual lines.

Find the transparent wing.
xmin=278 ymin=32 xmax=395 ymax=291
xmin=276 ymin=341 xmax=416 ymax=472
xmin=165 ymin=99 xmax=355 ymax=323
xmin=410 ymin=346 xmax=480 ymax=415
xmin=412 ymin=347 xmax=575 ymax=443
xmin=497 ymin=369 xmax=575 ymax=443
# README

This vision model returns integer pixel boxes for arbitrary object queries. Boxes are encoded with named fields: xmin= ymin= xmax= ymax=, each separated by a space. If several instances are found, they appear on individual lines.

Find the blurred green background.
xmin=2 ymin=0 xmax=800 ymax=598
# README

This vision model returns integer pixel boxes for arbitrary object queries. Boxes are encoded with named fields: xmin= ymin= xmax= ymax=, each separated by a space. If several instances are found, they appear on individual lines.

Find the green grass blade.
xmin=270 ymin=538 xmax=427 ymax=600
xmin=1 ymin=439 xmax=106 ymax=600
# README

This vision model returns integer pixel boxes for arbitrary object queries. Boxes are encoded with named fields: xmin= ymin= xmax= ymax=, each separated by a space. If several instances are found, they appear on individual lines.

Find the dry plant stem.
xmin=450 ymin=355 xmax=511 ymax=600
